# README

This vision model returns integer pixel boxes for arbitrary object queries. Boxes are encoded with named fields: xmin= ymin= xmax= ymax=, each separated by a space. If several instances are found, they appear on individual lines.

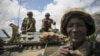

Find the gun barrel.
xmin=1 ymin=29 xmax=11 ymax=38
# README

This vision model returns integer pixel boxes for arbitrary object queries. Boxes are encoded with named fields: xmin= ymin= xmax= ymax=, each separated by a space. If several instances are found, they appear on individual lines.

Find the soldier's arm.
xmin=32 ymin=18 xmax=36 ymax=26
xmin=27 ymin=23 xmax=33 ymax=31
xmin=53 ymin=21 xmax=56 ymax=25
xmin=51 ymin=19 xmax=56 ymax=25
xmin=21 ymin=18 xmax=26 ymax=30
xmin=69 ymin=50 xmax=85 ymax=56
xmin=26 ymin=18 xmax=36 ymax=31
xmin=33 ymin=18 xmax=36 ymax=31
xmin=41 ymin=19 xmax=45 ymax=28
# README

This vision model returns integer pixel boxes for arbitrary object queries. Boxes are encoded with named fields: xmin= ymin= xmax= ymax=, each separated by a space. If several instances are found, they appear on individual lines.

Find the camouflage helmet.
xmin=27 ymin=11 xmax=33 ymax=16
xmin=61 ymin=8 xmax=95 ymax=36
xmin=45 ymin=13 xmax=50 ymax=16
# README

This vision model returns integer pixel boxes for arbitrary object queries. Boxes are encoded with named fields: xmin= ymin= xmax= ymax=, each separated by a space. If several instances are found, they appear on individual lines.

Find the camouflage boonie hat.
xmin=61 ymin=8 xmax=95 ymax=36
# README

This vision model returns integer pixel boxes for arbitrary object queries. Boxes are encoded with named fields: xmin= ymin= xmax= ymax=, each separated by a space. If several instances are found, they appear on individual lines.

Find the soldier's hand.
xmin=26 ymin=29 xmax=29 ymax=31
xmin=53 ymin=22 xmax=56 ymax=25
xmin=69 ymin=50 xmax=84 ymax=56
xmin=51 ymin=45 xmax=71 ymax=56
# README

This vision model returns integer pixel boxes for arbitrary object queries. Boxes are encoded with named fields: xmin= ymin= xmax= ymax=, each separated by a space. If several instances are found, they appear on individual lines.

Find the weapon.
xmin=1 ymin=29 xmax=11 ymax=38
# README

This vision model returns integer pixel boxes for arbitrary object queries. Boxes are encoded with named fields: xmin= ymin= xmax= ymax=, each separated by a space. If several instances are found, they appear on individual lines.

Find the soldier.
xmin=21 ymin=11 xmax=36 ymax=34
xmin=51 ymin=8 xmax=95 ymax=56
xmin=9 ymin=23 xmax=19 ymax=43
xmin=41 ymin=13 xmax=56 ymax=32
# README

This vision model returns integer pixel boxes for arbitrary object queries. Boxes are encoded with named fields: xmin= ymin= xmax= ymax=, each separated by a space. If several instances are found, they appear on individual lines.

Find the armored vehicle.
xmin=0 ymin=29 xmax=67 ymax=56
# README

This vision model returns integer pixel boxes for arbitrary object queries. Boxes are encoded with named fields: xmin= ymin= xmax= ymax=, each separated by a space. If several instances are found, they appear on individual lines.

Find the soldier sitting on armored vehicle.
xmin=21 ymin=11 xmax=36 ymax=34
xmin=9 ymin=23 xmax=19 ymax=43
xmin=40 ymin=13 xmax=56 ymax=32
xmin=49 ymin=8 xmax=95 ymax=56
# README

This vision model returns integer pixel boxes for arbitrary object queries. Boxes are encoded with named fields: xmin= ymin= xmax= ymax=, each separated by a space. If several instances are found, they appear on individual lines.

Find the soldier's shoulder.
xmin=32 ymin=17 xmax=35 ymax=19
xmin=24 ymin=17 xmax=28 ymax=19
xmin=24 ymin=17 xmax=28 ymax=20
xmin=42 ymin=18 xmax=46 ymax=21
xmin=49 ymin=18 xmax=53 ymax=20
xmin=32 ymin=18 xmax=36 ymax=21
xmin=49 ymin=18 xmax=53 ymax=21
xmin=43 ymin=18 xmax=46 ymax=19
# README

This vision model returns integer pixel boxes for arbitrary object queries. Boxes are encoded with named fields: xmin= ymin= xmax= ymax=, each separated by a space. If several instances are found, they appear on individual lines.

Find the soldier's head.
xmin=9 ymin=23 xmax=15 ymax=27
xmin=27 ymin=11 xmax=33 ymax=17
xmin=9 ymin=23 xmax=18 ymax=29
xmin=45 ymin=13 xmax=50 ymax=18
xmin=61 ymin=8 xmax=95 ymax=43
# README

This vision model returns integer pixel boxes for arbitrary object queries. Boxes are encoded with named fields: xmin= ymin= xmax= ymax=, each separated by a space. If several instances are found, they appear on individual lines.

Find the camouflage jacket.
xmin=42 ymin=18 xmax=55 ymax=29
xmin=47 ymin=41 xmax=93 ymax=56
xmin=21 ymin=17 xmax=36 ymax=32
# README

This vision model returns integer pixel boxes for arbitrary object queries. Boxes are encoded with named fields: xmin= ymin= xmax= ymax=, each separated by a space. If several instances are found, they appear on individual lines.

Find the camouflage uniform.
xmin=48 ymin=8 xmax=95 ymax=56
xmin=61 ymin=8 xmax=95 ymax=36
xmin=65 ymin=41 xmax=93 ymax=56
xmin=43 ymin=40 xmax=93 ymax=56
xmin=9 ymin=23 xmax=19 ymax=43
xmin=60 ymin=8 xmax=95 ymax=56
xmin=41 ymin=13 xmax=56 ymax=32
xmin=21 ymin=12 xmax=36 ymax=33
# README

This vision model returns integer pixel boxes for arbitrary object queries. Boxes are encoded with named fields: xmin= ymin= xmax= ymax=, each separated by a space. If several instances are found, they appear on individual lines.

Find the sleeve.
xmin=41 ymin=19 xmax=45 ymax=28
xmin=51 ymin=19 xmax=56 ymax=25
xmin=32 ymin=18 xmax=36 ymax=26
xmin=33 ymin=18 xmax=36 ymax=31
xmin=21 ymin=18 xmax=26 ymax=30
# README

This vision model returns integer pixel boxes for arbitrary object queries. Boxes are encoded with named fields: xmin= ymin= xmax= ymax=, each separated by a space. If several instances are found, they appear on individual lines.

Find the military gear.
xmin=45 ymin=13 xmax=50 ymax=16
xmin=21 ymin=15 xmax=36 ymax=33
xmin=49 ymin=41 xmax=93 ymax=56
xmin=61 ymin=8 xmax=95 ymax=36
xmin=41 ymin=17 xmax=56 ymax=32
xmin=9 ymin=23 xmax=19 ymax=43
xmin=27 ymin=11 xmax=33 ymax=16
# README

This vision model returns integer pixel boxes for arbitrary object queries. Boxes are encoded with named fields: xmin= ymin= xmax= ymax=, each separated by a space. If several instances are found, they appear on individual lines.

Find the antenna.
xmin=18 ymin=0 xmax=21 ymax=27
